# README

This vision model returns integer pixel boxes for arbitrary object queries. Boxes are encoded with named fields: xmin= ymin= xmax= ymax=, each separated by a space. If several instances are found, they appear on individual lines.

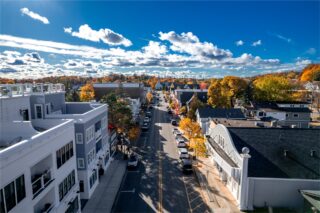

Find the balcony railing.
xmin=95 ymin=129 xmax=102 ymax=140
xmin=39 ymin=203 xmax=54 ymax=213
xmin=32 ymin=169 xmax=54 ymax=199
xmin=0 ymin=83 xmax=65 ymax=97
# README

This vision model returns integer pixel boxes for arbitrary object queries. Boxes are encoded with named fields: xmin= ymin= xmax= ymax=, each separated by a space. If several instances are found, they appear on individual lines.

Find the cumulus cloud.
xmin=235 ymin=40 xmax=244 ymax=46
xmin=20 ymin=8 xmax=49 ymax=24
xmin=64 ymin=24 xmax=132 ymax=47
xmin=252 ymin=40 xmax=262 ymax=46
xmin=159 ymin=31 xmax=232 ymax=60
xmin=0 ymin=33 xmax=293 ymax=79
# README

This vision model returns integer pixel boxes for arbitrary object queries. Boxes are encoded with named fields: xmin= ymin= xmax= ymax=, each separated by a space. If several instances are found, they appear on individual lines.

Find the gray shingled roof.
xmin=228 ymin=128 xmax=320 ymax=179
xmin=198 ymin=107 xmax=245 ymax=119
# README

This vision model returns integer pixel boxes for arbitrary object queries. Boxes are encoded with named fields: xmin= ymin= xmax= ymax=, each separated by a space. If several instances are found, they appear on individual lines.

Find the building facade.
xmin=205 ymin=120 xmax=320 ymax=211
xmin=0 ymin=83 xmax=80 ymax=213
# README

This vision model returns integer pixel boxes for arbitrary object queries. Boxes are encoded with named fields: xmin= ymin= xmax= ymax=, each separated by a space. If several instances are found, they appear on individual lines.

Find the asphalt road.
xmin=112 ymin=92 xmax=209 ymax=213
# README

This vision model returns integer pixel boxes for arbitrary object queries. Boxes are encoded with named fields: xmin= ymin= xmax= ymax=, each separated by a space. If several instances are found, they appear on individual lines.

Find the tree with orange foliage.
xmin=300 ymin=64 xmax=320 ymax=82
xmin=128 ymin=126 xmax=140 ymax=141
xmin=80 ymin=83 xmax=95 ymax=101
xmin=179 ymin=118 xmax=202 ymax=139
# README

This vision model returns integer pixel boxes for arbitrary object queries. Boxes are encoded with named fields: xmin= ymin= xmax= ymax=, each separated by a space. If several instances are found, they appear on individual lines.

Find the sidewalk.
xmin=82 ymin=158 xmax=127 ymax=213
xmin=193 ymin=157 xmax=242 ymax=213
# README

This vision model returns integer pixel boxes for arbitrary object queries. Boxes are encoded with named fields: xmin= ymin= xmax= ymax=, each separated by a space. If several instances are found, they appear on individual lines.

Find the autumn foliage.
xmin=300 ymin=64 xmax=320 ymax=82
xmin=80 ymin=83 xmax=95 ymax=101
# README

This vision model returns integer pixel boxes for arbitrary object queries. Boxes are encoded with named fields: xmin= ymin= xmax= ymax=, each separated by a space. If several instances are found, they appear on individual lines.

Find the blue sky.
xmin=0 ymin=0 xmax=319 ymax=79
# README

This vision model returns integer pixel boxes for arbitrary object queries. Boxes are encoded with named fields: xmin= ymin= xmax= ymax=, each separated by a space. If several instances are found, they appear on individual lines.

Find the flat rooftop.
xmin=0 ymin=119 xmax=72 ymax=153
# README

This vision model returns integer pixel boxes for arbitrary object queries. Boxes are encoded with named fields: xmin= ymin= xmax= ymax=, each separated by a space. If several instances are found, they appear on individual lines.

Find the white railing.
xmin=32 ymin=169 xmax=53 ymax=197
xmin=95 ymin=129 xmax=102 ymax=140
xmin=0 ymin=83 xmax=65 ymax=97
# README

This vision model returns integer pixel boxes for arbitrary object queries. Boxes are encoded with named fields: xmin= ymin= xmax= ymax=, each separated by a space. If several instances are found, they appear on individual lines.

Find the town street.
xmin=112 ymin=92 xmax=209 ymax=213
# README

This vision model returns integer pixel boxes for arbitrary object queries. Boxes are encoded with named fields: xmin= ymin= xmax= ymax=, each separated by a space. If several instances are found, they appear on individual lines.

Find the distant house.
xmin=196 ymin=107 xmax=245 ymax=133
xmin=205 ymin=120 xmax=320 ymax=211
xmin=93 ymin=83 xmax=145 ymax=102
xmin=173 ymin=89 xmax=208 ymax=107
xmin=245 ymin=101 xmax=312 ymax=128
xmin=155 ymin=81 xmax=163 ymax=90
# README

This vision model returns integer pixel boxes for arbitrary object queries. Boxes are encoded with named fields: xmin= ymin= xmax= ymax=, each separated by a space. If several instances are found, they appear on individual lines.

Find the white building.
xmin=0 ymin=83 xmax=80 ymax=213
xmin=205 ymin=119 xmax=320 ymax=211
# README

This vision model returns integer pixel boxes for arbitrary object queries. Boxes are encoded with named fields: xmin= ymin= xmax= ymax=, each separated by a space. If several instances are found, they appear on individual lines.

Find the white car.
xmin=176 ymin=137 xmax=184 ymax=144
xmin=178 ymin=148 xmax=189 ymax=159
xmin=127 ymin=154 xmax=139 ymax=168
xmin=144 ymin=117 xmax=150 ymax=123
xmin=177 ymin=142 xmax=187 ymax=148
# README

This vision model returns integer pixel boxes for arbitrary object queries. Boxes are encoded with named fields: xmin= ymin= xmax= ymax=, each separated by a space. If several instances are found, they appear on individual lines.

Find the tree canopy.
xmin=79 ymin=83 xmax=95 ymax=101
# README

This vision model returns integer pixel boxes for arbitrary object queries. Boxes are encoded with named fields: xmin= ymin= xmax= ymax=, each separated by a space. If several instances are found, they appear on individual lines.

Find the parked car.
xmin=142 ymin=123 xmax=149 ymax=131
xmin=178 ymin=148 xmax=189 ymax=158
xmin=144 ymin=117 xmax=150 ymax=123
xmin=180 ymin=159 xmax=193 ymax=174
xmin=168 ymin=110 xmax=172 ymax=115
xmin=171 ymin=119 xmax=177 ymax=126
xmin=177 ymin=142 xmax=187 ymax=148
xmin=127 ymin=154 xmax=139 ymax=168
xmin=172 ymin=128 xmax=179 ymax=134
xmin=176 ymin=136 xmax=184 ymax=143
xmin=146 ymin=111 xmax=152 ymax=117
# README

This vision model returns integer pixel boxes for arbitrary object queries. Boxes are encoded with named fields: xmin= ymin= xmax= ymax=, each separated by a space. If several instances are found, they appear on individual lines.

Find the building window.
xmin=65 ymin=196 xmax=79 ymax=213
xmin=79 ymin=181 xmax=84 ymax=192
xmin=4 ymin=182 xmax=16 ymax=212
xmin=77 ymin=158 xmax=85 ymax=169
xmin=0 ymin=175 xmax=26 ymax=213
xmin=45 ymin=103 xmax=51 ymax=115
xmin=76 ymin=133 xmax=83 ymax=144
xmin=34 ymin=104 xmax=43 ymax=119
xmin=286 ymin=113 xmax=289 ymax=117
xmin=0 ymin=189 xmax=5 ymax=213
xmin=58 ymin=170 xmax=76 ymax=201
xmin=15 ymin=175 xmax=25 ymax=203
xmin=56 ymin=142 xmax=74 ymax=169
xmin=89 ymin=170 xmax=97 ymax=189
xmin=293 ymin=114 xmax=299 ymax=118
xmin=20 ymin=109 xmax=29 ymax=121
xmin=86 ymin=126 xmax=94 ymax=143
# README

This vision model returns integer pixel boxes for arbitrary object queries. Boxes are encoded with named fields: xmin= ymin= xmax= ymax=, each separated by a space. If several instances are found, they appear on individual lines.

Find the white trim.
xmin=77 ymin=158 xmax=85 ymax=169
xmin=76 ymin=133 xmax=83 ymax=144
xmin=45 ymin=103 xmax=51 ymax=115
xmin=34 ymin=104 xmax=43 ymax=119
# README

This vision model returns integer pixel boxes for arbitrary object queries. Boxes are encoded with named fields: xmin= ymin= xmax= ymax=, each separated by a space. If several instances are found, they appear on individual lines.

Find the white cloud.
xmin=305 ymin=48 xmax=316 ymax=55
xmin=64 ymin=27 xmax=72 ymax=34
xmin=0 ymin=33 xmax=291 ymax=79
xmin=64 ymin=24 xmax=132 ymax=47
xmin=159 ymin=31 xmax=232 ymax=60
xmin=142 ymin=41 xmax=167 ymax=56
xmin=20 ymin=8 xmax=49 ymax=24
xmin=235 ymin=40 xmax=244 ymax=46
xmin=252 ymin=40 xmax=262 ymax=47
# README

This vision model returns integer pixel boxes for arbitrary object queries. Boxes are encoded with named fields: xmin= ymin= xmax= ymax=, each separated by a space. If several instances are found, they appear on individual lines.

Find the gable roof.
xmin=229 ymin=128 xmax=320 ymax=179
xmin=198 ymin=107 xmax=245 ymax=119
xmin=252 ymin=101 xmax=312 ymax=113
xmin=179 ymin=91 xmax=207 ymax=105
